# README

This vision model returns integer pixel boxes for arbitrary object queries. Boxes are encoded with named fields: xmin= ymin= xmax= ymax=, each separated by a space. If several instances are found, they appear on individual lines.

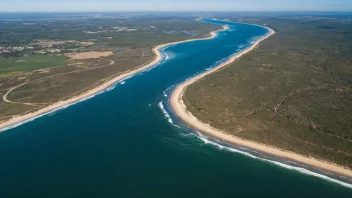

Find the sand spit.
xmin=170 ymin=25 xmax=352 ymax=179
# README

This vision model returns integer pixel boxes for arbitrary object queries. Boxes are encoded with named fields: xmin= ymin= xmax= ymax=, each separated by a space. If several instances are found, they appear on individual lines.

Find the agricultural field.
xmin=0 ymin=13 xmax=219 ymax=120
xmin=0 ymin=55 xmax=68 ymax=77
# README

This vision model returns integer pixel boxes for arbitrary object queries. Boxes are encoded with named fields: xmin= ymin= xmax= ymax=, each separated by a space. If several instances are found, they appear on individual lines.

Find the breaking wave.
xmin=158 ymin=102 xmax=174 ymax=124
xmin=158 ymin=101 xmax=180 ymax=128
xmin=0 ymin=39 xmax=181 ymax=133
xmin=165 ymin=53 xmax=170 ymax=60
xmin=0 ymin=94 xmax=96 ymax=133
xmin=106 ymin=85 xmax=116 ymax=92
xmin=191 ymin=131 xmax=352 ymax=188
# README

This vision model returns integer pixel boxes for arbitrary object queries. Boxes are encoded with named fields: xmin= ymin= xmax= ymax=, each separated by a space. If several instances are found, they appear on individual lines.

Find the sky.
xmin=0 ymin=0 xmax=352 ymax=12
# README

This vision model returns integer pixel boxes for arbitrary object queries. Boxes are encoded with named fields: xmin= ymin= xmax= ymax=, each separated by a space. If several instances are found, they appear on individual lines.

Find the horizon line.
xmin=1 ymin=10 xmax=352 ymax=13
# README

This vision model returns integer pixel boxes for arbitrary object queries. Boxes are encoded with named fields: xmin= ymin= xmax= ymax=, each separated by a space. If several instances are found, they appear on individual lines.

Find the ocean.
xmin=0 ymin=18 xmax=351 ymax=197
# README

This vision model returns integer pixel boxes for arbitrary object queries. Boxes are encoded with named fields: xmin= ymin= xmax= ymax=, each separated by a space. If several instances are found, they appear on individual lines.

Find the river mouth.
xmin=0 ymin=18 xmax=351 ymax=197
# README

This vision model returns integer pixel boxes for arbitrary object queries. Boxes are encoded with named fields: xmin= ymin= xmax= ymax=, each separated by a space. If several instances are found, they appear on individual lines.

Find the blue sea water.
xmin=0 ymin=18 xmax=351 ymax=197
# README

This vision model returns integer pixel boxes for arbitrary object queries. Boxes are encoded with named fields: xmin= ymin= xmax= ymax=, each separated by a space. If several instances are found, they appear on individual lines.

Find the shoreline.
xmin=169 ymin=24 xmax=352 ymax=179
xmin=0 ymin=25 xmax=228 ymax=132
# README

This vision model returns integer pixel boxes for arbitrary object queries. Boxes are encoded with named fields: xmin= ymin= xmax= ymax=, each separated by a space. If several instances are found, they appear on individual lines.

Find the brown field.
xmin=64 ymin=51 xmax=114 ymax=60
xmin=0 ymin=16 xmax=219 ymax=123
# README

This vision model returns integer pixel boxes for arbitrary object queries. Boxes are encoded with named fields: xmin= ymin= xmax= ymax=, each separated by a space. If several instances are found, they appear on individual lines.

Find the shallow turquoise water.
xmin=0 ymin=19 xmax=351 ymax=197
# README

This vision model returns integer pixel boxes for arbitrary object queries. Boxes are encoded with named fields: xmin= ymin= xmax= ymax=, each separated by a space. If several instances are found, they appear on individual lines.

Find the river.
xmin=0 ymin=18 xmax=351 ymax=197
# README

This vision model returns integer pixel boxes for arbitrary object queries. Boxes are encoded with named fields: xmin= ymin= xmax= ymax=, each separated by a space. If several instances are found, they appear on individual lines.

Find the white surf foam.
xmin=191 ymin=131 xmax=352 ymax=188
xmin=158 ymin=102 xmax=174 ymax=124
xmin=106 ymin=85 xmax=116 ymax=92
xmin=238 ymin=44 xmax=246 ymax=49
xmin=158 ymin=101 xmax=180 ymax=128
xmin=165 ymin=53 xmax=170 ymax=60
xmin=248 ymin=35 xmax=263 ymax=44
xmin=0 ymin=41 xmax=177 ymax=133
xmin=180 ymin=133 xmax=197 ymax=137
xmin=0 ymin=93 xmax=98 ymax=133
xmin=48 ymin=112 xmax=56 ymax=117
xmin=0 ymin=71 xmax=143 ymax=133
xmin=165 ymin=85 xmax=175 ymax=92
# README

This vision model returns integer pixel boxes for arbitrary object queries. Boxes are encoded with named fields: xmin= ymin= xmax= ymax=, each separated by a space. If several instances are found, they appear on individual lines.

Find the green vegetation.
xmin=0 ymin=13 xmax=218 ymax=120
xmin=7 ymin=49 xmax=154 ymax=104
xmin=0 ymin=55 xmax=68 ymax=76
xmin=184 ymin=15 xmax=352 ymax=168
xmin=0 ymin=95 xmax=35 ymax=118
xmin=0 ymin=14 xmax=217 ymax=48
